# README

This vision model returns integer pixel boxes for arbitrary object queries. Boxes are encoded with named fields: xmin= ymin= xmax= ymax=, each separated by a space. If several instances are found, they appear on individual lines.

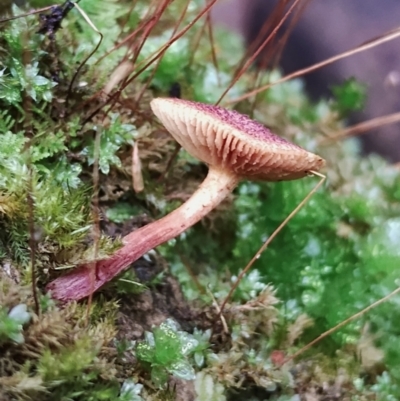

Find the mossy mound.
xmin=1 ymin=1 xmax=400 ymax=400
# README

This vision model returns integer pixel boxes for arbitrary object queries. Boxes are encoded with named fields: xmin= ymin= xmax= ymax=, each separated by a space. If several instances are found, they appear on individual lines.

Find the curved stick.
xmin=219 ymin=171 xmax=326 ymax=314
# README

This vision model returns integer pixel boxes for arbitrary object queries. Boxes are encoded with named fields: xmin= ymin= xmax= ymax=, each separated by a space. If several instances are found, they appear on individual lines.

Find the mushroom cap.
xmin=150 ymin=98 xmax=325 ymax=181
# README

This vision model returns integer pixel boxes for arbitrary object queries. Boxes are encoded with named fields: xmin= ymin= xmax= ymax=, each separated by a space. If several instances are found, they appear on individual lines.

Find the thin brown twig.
xmin=246 ymin=1 xmax=305 ymax=115
xmin=219 ymin=171 xmax=326 ymax=315
xmin=233 ymin=0 xmax=291 ymax=78
xmin=66 ymin=3 xmax=103 ymax=112
xmin=124 ymin=0 xmax=172 ymax=67
xmin=215 ymin=0 xmax=303 ymax=105
xmin=135 ymin=0 xmax=191 ymax=104
xmin=86 ymin=127 xmax=102 ymax=323
xmin=250 ymin=0 xmax=313 ymax=115
xmin=188 ymin=17 xmax=207 ymax=68
xmin=283 ymin=285 xmax=400 ymax=365
xmin=27 ymin=167 xmax=40 ymax=315
xmin=228 ymin=26 xmax=400 ymax=104
xmin=76 ymin=4 xmax=160 ymax=115
xmin=0 ymin=5 xmax=54 ymax=23
xmin=94 ymin=18 xmax=150 ymax=66
xmin=207 ymin=287 xmax=229 ymax=334
xmin=97 ymin=0 xmax=172 ymax=120
xmin=262 ymin=0 xmax=313 ymax=71
xmin=117 ymin=0 xmax=139 ymax=38
xmin=157 ymin=142 xmax=181 ymax=183
xmin=82 ymin=0 xmax=219 ymax=126
xmin=205 ymin=0 xmax=220 ymax=87
xmin=319 ymin=111 xmax=400 ymax=144
xmin=179 ymin=254 xmax=206 ymax=295
xmin=123 ymin=0 xmax=219 ymax=87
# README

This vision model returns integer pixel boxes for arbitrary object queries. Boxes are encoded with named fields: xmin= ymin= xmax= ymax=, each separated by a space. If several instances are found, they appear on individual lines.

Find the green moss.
xmin=0 ymin=274 xmax=119 ymax=400
xmin=136 ymin=319 xmax=198 ymax=388
xmin=331 ymin=77 xmax=367 ymax=116
xmin=1 ymin=0 xmax=400 ymax=400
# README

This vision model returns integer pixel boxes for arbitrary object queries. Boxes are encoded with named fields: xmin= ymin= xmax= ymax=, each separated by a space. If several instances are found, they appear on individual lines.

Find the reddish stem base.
xmin=46 ymin=168 xmax=238 ymax=302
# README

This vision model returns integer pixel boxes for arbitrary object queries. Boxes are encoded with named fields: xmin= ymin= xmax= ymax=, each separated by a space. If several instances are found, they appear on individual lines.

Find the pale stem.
xmin=47 ymin=167 xmax=239 ymax=301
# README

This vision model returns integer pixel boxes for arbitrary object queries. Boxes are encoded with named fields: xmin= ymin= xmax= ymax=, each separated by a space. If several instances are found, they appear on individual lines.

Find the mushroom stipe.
xmin=47 ymin=98 xmax=325 ymax=302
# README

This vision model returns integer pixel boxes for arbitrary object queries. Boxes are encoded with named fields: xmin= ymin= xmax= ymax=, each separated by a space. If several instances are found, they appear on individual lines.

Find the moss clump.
xmin=136 ymin=319 xmax=198 ymax=388
xmin=0 ymin=273 xmax=120 ymax=400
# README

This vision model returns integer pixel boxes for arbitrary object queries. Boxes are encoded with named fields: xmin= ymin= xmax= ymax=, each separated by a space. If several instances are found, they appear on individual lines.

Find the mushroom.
xmin=47 ymin=98 xmax=325 ymax=302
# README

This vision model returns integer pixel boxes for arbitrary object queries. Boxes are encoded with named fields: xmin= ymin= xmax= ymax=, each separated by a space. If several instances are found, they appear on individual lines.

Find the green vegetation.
xmin=0 ymin=275 xmax=121 ymax=400
xmin=136 ymin=319 xmax=199 ymax=388
xmin=0 ymin=1 xmax=399 ymax=400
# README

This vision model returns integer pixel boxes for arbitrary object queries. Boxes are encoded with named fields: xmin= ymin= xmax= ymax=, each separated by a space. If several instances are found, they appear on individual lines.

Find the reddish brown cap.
xmin=150 ymin=98 xmax=325 ymax=181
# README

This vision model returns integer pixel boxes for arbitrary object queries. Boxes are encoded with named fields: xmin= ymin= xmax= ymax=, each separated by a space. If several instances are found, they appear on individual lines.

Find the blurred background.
xmin=213 ymin=0 xmax=400 ymax=162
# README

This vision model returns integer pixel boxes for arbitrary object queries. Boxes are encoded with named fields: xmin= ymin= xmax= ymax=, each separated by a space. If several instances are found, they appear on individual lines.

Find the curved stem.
xmin=47 ymin=167 xmax=239 ymax=302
